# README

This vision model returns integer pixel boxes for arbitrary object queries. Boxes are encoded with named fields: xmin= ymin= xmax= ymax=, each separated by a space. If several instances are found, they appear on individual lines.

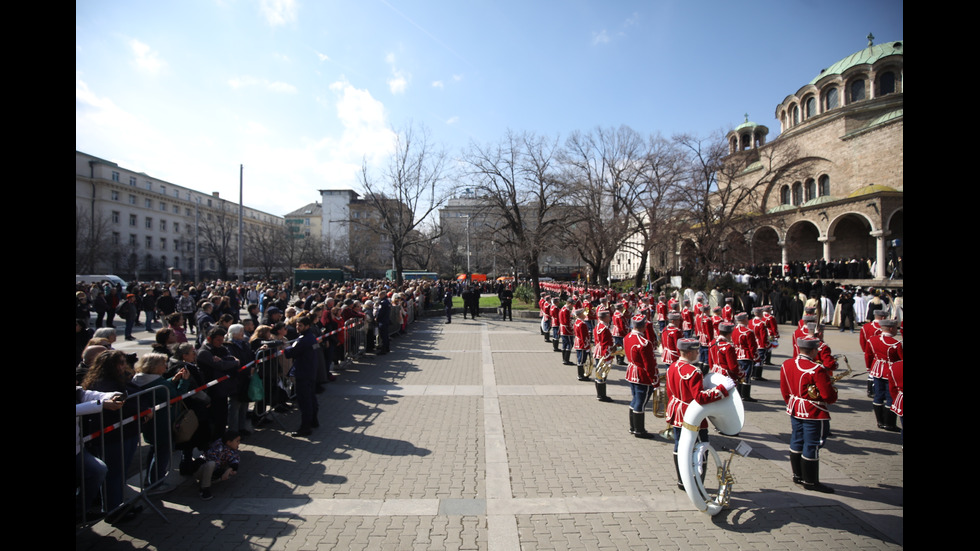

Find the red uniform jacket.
xmin=859 ymin=321 xmax=881 ymax=370
xmin=709 ymin=336 xmax=741 ymax=380
xmin=666 ymin=358 xmax=728 ymax=428
xmin=780 ymin=355 xmax=837 ymax=420
xmin=888 ymin=359 xmax=903 ymax=417
xmin=611 ymin=311 xmax=627 ymax=338
xmin=559 ymin=306 xmax=572 ymax=336
xmin=661 ymin=325 xmax=681 ymax=364
xmin=732 ymin=324 xmax=758 ymax=361
xmin=870 ymin=333 xmax=903 ymax=378
xmin=593 ymin=321 xmax=613 ymax=359
xmin=573 ymin=318 xmax=589 ymax=350
xmin=624 ymin=330 xmax=659 ymax=386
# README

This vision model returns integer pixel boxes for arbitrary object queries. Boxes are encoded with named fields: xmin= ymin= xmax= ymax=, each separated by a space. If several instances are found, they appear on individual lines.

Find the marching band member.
xmin=661 ymin=312 xmax=682 ymax=364
xmin=888 ymin=359 xmax=903 ymax=442
xmin=550 ymin=298 xmax=561 ymax=352
xmin=573 ymin=308 xmax=591 ymax=381
xmin=763 ymin=305 xmax=779 ymax=366
xmin=870 ymin=319 xmax=902 ymax=432
xmin=749 ymin=308 xmax=769 ymax=381
xmin=593 ymin=309 xmax=614 ymax=402
xmin=667 ymin=338 xmax=734 ymax=490
xmin=559 ymin=300 xmax=573 ymax=365
xmin=859 ymin=309 xmax=887 ymax=397
xmin=732 ymin=312 xmax=758 ymax=399
xmin=611 ymin=303 xmax=628 ymax=366
xmin=780 ymin=336 xmax=837 ymax=493
xmin=711 ymin=322 xmax=753 ymax=402
xmin=656 ymin=295 xmax=668 ymax=331
xmin=681 ymin=300 xmax=694 ymax=338
xmin=540 ymin=292 xmax=552 ymax=342
xmin=625 ymin=314 xmax=659 ymax=439
xmin=722 ymin=297 xmax=735 ymax=322
xmin=695 ymin=305 xmax=713 ymax=365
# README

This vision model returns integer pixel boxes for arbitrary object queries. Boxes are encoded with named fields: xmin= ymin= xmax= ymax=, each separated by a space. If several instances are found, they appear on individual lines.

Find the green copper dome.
xmin=810 ymin=39 xmax=903 ymax=85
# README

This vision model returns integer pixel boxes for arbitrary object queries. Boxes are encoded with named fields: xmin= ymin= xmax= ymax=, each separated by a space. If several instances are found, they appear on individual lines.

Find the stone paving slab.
xmin=78 ymin=314 xmax=902 ymax=550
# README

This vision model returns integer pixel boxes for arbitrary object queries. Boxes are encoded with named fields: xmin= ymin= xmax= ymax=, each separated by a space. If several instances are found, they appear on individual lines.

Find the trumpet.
xmin=806 ymin=355 xmax=852 ymax=399
xmin=652 ymin=373 xmax=668 ymax=418
xmin=594 ymin=346 xmax=625 ymax=382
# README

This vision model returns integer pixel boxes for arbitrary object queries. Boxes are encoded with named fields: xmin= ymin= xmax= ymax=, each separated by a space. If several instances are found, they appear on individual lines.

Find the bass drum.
xmin=677 ymin=372 xmax=745 ymax=515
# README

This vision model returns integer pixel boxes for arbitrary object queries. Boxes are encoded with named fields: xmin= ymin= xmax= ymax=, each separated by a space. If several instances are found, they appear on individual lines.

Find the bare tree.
xmin=245 ymin=224 xmax=289 ymax=280
xmin=563 ymin=126 xmax=651 ymax=285
xmin=75 ymin=206 xmax=115 ymax=273
xmin=199 ymin=209 xmax=235 ymax=279
xmin=672 ymin=132 xmax=803 ymax=272
xmin=358 ymin=123 xmax=451 ymax=284
xmin=463 ymin=130 xmax=571 ymax=299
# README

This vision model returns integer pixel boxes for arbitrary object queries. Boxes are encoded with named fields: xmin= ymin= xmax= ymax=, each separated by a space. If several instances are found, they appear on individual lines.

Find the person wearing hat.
xmin=722 ymin=297 xmax=735 ymax=323
xmin=762 ymin=305 xmax=779 ymax=366
xmin=656 ymin=295 xmax=668 ymax=332
xmin=573 ymin=308 xmax=591 ymax=381
xmin=661 ymin=312 xmax=683 ymax=365
xmin=859 ymin=309 xmax=888 ymax=397
xmin=780 ymin=336 xmax=837 ymax=493
xmin=559 ymin=300 xmax=574 ymax=364
xmin=667 ymin=338 xmax=734 ymax=489
xmin=710 ymin=322 xmax=752 ymax=402
xmin=117 ymin=293 xmax=139 ymax=341
xmin=611 ymin=303 xmax=628 ymax=366
xmin=804 ymin=323 xmax=838 ymax=372
xmin=550 ymin=298 xmax=561 ymax=352
xmin=732 ymin=312 xmax=758 ymax=393
xmin=592 ymin=309 xmax=614 ymax=402
xmin=748 ymin=308 xmax=770 ymax=381
xmin=792 ymin=315 xmax=817 ymax=358
xmin=539 ymin=293 xmax=552 ymax=341
xmin=680 ymin=300 xmax=694 ymax=338
xmin=625 ymin=314 xmax=659 ymax=439
xmin=870 ymin=319 xmax=902 ymax=432
xmin=695 ymin=305 xmax=713 ymax=365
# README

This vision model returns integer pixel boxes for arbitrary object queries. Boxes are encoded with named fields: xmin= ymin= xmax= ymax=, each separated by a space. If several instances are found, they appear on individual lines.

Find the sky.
xmin=76 ymin=0 xmax=903 ymax=217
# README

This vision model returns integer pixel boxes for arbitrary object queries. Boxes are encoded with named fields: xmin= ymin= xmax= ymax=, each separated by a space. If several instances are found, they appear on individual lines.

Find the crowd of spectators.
xmin=75 ymin=275 xmax=453 ymax=524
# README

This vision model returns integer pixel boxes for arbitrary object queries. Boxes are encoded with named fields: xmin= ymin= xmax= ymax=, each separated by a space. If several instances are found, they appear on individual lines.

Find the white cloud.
xmin=592 ymin=30 xmax=610 ymax=46
xmin=446 ymin=116 xmax=459 ymax=125
xmin=315 ymin=50 xmax=330 ymax=62
xmin=452 ymin=74 xmax=463 ymax=82
xmin=130 ymin=39 xmax=166 ymax=74
xmin=624 ymin=12 xmax=640 ymax=27
xmin=385 ymin=52 xmax=410 ymax=95
xmin=228 ymin=76 xmax=297 ymax=93
xmin=431 ymin=80 xmax=444 ymax=89
xmin=260 ymin=0 xmax=297 ymax=26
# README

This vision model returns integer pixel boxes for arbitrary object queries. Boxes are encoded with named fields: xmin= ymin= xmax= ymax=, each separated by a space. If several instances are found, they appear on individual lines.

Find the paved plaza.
xmin=78 ymin=314 xmax=903 ymax=550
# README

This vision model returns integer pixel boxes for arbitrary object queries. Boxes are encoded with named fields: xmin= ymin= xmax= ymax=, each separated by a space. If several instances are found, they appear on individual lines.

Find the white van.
xmin=76 ymin=274 xmax=127 ymax=289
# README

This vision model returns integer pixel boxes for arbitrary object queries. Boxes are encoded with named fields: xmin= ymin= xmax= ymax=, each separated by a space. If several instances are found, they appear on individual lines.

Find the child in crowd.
xmin=195 ymin=430 xmax=241 ymax=500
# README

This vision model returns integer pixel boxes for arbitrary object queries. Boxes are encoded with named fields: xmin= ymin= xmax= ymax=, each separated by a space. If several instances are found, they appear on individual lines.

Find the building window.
xmin=160 ymin=219 xmax=167 ymax=231
xmin=173 ymin=205 xmax=179 ymax=214
xmin=805 ymin=178 xmax=816 ymax=202
xmin=849 ymin=79 xmax=865 ymax=102
xmin=111 ymin=171 xmax=120 ymax=182
xmin=146 ymin=181 xmax=153 ymax=190
xmin=792 ymin=182 xmax=802 ymax=206
xmin=824 ymin=87 xmax=839 ymax=110
xmin=129 ymin=176 xmax=137 ymax=186
xmin=174 ymin=240 xmax=180 ymax=251
xmin=145 ymin=198 xmax=152 ymax=208
xmin=805 ymin=96 xmax=817 ymax=119
xmin=145 ymin=236 xmax=153 ymax=249
xmin=819 ymin=174 xmax=830 ymax=196
xmin=791 ymin=105 xmax=800 ymax=126
xmin=185 ymin=208 xmax=192 ymax=216
xmin=160 ymin=202 xmax=167 ymax=211
xmin=145 ymin=217 xmax=153 ymax=229
xmin=174 ymin=189 xmax=179 ymax=198
xmin=160 ymin=238 xmax=167 ymax=250
xmin=129 ymin=214 xmax=137 ymax=226
xmin=878 ymin=71 xmax=896 ymax=95
xmin=174 ymin=256 xmax=179 ymax=268
xmin=111 ymin=190 xmax=119 ymax=201
xmin=129 ymin=194 xmax=136 ymax=205
xmin=111 ymin=232 xmax=120 ymax=245
xmin=112 ymin=211 xmax=120 ymax=223
xmin=129 ymin=234 xmax=137 ymax=246
xmin=174 ymin=222 xmax=180 ymax=233
xmin=780 ymin=185 xmax=790 ymax=205
xmin=160 ymin=186 xmax=166 ymax=195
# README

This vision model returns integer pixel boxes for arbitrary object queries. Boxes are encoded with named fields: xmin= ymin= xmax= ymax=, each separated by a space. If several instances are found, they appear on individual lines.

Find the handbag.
xmin=172 ymin=402 xmax=199 ymax=444
xmin=248 ymin=373 xmax=265 ymax=402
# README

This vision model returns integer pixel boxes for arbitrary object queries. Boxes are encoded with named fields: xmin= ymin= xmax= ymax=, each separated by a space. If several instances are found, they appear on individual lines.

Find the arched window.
xmin=818 ymin=174 xmax=830 ymax=196
xmin=780 ymin=185 xmax=791 ymax=205
xmin=850 ymin=79 xmax=865 ymax=102
xmin=792 ymin=105 xmax=800 ymax=126
xmin=730 ymin=136 xmax=738 ymax=154
xmin=805 ymin=178 xmax=816 ymax=202
xmin=805 ymin=96 xmax=817 ymax=119
xmin=792 ymin=182 xmax=802 ymax=206
xmin=878 ymin=71 xmax=896 ymax=95
xmin=824 ymin=87 xmax=839 ymax=110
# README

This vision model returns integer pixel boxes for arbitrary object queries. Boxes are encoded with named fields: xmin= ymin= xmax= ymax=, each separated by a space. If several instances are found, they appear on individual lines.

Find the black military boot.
xmin=740 ymin=382 xmax=757 ymax=403
xmin=881 ymin=408 xmax=901 ymax=432
xmin=801 ymin=457 xmax=834 ymax=493
xmin=562 ymin=350 xmax=574 ymax=366
xmin=553 ymin=338 xmax=560 ymax=352
xmin=577 ymin=363 xmax=590 ymax=381
xmin=595 ymin=381 xmax=612 ymax=402
xmin=789 ymin=451 xmax=803 ymax=485
xmin=673 ymin=452 xmax=685 ymax=490
xmin=632 ymin=411 xmax=654 ymax=439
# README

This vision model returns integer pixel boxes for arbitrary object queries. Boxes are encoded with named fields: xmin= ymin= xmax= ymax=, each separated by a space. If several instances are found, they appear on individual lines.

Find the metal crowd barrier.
xmin=252 ymin=344 xmax=293 ymax=431
xmin=77 ymin=384 xmax=173 ymax=526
